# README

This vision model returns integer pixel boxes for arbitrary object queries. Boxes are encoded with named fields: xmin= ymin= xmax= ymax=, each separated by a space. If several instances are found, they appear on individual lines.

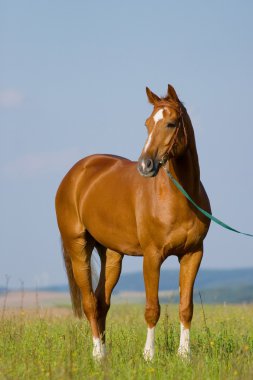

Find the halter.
xmin=159 ymin=106 xmax=188 ymax=165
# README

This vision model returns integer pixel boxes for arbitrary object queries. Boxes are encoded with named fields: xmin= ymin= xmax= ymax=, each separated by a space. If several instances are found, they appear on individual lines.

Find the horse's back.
xmin=56 ymin=154 xmax=131 ymax=196
xmin=56 ymin=154 xmax=133 ymax=212
xmin=68 ymin=153 xmax=130 ymax=175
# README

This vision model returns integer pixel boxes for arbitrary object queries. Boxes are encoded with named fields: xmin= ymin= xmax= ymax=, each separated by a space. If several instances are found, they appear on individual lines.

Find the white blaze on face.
xmin=153 ymin=108 xmax=164 ymax=124
xmin=143 ymin=327 xmax=155 ymax=361
xmin=143 ymin=108 xmax=164 ymax=153
xmin=178 ymin=323 xmax=190 ymax=358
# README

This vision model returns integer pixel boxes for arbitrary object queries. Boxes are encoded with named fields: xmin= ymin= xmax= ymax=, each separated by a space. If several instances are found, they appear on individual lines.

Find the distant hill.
xmin=35 ymin=268 xmax=253 ymax=304
xmin=116 ymin=268 xmax=253 ymax=293
xmin=116 ymin=268 xmax=253 ymax=304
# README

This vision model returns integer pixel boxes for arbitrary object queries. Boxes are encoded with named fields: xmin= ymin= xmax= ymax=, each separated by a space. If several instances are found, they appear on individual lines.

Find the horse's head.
xmin=138 ymin=84 xmax=188 ymax=177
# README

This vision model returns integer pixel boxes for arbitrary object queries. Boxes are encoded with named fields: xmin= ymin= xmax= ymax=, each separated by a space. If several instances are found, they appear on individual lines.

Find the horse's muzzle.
xmin=137 ymin=157 xmax=159 ymax=177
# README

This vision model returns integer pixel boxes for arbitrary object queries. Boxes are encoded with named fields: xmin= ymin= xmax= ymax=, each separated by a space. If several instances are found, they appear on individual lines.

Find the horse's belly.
xmin=87 ymin=219 xmax=142 ymax=256
xmin=83 ymin=206 xmax=142 ymax=255
xmin=79 ymin=164 xmax=141 ymax=255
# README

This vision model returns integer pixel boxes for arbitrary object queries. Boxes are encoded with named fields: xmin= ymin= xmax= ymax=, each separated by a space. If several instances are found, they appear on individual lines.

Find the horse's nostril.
xmin=146 ymin=159 xmax=153 ymax=171
xmin=137 ymin=157 xmax=155 ymax=176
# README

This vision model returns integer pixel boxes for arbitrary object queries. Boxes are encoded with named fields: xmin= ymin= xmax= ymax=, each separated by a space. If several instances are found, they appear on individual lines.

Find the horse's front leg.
xmin=178 ymin=247 xmax=203 ymax=358
xmin=143 ymin=253 xmax=162 ymax=361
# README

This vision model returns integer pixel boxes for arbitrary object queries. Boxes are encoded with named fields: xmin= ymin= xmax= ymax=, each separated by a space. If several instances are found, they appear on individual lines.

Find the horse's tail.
xmin=61 ymin=241 xmax=83 ymax=318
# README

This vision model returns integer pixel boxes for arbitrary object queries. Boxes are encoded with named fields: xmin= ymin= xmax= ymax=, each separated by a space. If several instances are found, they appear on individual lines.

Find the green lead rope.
xmin=165 ymin=169 xmax=253 ymax=237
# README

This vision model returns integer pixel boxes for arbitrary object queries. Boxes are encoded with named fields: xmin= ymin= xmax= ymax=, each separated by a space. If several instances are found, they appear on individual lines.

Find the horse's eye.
xmin=166 ymin=123 xmax=176 ymax=128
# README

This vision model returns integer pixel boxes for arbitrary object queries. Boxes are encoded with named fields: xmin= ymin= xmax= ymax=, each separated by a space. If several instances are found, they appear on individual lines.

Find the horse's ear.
xmin=167 ymin=84 xmax=179 ymax=101
xmin=146 ymin=87 xmax=161 ymax=105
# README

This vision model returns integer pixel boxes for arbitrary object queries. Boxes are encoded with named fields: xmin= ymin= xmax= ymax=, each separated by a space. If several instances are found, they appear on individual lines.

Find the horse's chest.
xmin=164 ymin=217 xmax=206 ymax=255
xmin=140 ymin=201 xmax=208 ymax=255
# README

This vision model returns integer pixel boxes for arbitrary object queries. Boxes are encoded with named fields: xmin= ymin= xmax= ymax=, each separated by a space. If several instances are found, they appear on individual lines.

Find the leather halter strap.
xmin=159 ymin=106 xmax=188 ymax=165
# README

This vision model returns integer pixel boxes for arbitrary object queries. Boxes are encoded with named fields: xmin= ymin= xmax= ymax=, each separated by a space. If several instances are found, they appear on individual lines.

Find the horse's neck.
xmin=169 ymin=118 xmax=200 ymax=197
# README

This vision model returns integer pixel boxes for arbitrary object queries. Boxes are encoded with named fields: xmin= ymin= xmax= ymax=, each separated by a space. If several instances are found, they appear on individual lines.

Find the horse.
xmin=55 ymin=84 xmax=211 ymax=361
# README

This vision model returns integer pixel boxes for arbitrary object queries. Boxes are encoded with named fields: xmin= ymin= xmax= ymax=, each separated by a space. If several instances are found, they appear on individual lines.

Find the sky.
xmin=1 ymin=1 xmax=253 ymax=288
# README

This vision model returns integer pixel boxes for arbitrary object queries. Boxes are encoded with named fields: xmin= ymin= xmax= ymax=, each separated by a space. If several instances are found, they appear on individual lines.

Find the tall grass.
xmin=0 ymin=304 xmax=252 ymax=379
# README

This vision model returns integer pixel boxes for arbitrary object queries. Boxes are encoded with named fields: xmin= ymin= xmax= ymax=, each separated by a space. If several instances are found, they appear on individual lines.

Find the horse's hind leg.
xmin=62 ymin=231 xmax=104 ymax=360
xmin=95 ymin=248 xmax=123 ymax=350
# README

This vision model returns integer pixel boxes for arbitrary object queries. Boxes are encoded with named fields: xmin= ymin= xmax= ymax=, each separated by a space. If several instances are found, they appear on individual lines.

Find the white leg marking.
xmin=143 ymin=327 xmax=155 ymax=361
xmin=92 ymin=337 xmax=105 ymax=361
xmin=101 ymin=342 xmax=106 ymax=356
xmin=178 ymin=323 xmax=190 ymax=358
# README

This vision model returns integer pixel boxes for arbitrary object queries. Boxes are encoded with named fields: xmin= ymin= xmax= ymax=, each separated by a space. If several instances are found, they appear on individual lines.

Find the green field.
xmin=1 ymin=304 xmax=253 ymax=379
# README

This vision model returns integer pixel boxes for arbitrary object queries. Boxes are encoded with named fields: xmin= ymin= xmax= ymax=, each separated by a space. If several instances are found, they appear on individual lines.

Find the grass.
xmin=0 ymin=304 xmax=253 ymax=379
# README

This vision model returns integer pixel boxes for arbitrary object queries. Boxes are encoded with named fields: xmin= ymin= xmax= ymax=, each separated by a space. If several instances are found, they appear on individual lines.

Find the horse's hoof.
xmin=93 ymin=340 xmax=106 ymax=362
xmin=143 ymin=348 xmax=154 ymax=361
xmin=93 ymin=349 xmax=105 ymax=363
xmin=177 ymin=348 xmax=191 ymax=362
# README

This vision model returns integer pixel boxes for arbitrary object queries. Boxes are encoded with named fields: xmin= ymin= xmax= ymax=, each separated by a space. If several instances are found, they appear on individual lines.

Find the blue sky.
xmin=1 ymin=1 xmax=253 ymax=288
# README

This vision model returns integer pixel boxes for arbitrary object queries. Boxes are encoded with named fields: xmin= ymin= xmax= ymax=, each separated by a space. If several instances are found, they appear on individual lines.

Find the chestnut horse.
xmin=55 ymin=84 xmax=211 ymax=360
